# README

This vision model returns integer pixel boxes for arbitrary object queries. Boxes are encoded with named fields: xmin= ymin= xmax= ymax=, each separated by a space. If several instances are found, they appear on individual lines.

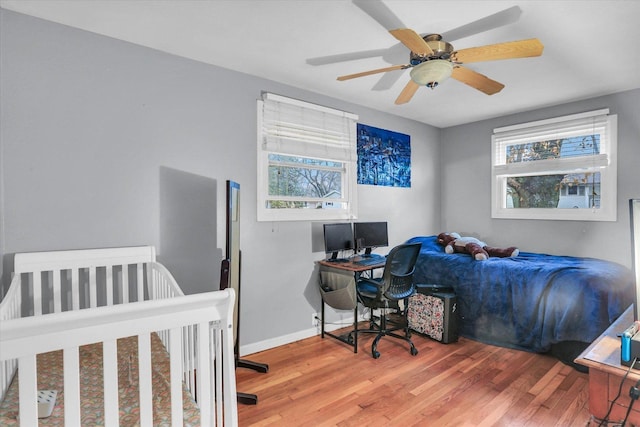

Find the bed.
xmin=406 ymin=236 xmax=636 ymax=364
xmin=0 ymin=246 xmax=238 ymax=426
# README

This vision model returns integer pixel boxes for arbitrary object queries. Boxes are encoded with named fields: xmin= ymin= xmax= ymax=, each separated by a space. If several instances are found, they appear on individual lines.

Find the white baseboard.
xmin=239 ymin=314 xmax=364 ymax=357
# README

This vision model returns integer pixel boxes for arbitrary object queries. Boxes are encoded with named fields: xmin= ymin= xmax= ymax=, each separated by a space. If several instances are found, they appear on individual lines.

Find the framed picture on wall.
xmin=356 ymin=123 xmax=411 ymax=188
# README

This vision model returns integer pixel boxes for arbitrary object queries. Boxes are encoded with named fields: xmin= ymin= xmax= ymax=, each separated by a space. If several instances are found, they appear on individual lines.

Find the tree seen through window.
xmin=505 ymin=135 xmax=600 ymax=209
xmin=267 ymin=155 xmax=343 ymax=209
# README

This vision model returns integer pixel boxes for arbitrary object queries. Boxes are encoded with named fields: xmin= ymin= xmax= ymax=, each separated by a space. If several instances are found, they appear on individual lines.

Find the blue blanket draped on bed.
xmin=406 ymin=236 xmax=635 ymax=353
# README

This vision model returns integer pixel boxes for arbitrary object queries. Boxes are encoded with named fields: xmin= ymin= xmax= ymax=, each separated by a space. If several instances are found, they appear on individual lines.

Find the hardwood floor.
xmin=236 ymin=326 xmax=592 ymax=426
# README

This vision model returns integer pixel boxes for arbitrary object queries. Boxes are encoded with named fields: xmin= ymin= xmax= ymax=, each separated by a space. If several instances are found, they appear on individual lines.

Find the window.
xmin=257 ymin=93 xmax=359 ymax=221
xmin=492 ymin=109 xmax=617 ymax=221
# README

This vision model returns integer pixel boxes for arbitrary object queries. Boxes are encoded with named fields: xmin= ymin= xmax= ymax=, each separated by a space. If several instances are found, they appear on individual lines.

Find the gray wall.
xmin=440 ymin=89 xmax=640 ymax=269
xmin=0 ymin=10 xmax=440 ymax=350
xmin=0 ymin=125 xmax=3 ymax=284
xmin=2 ymin=8 xmax=637 ymax=354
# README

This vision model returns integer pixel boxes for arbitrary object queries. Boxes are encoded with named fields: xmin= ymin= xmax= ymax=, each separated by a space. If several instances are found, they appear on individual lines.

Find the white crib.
xmin=0 ymin=246 xmax=238 ymax=426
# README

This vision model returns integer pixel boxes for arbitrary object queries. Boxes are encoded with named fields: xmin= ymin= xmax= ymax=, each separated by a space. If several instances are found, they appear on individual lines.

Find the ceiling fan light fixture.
xmin=409 ymin=60 xmax=453 ymax=89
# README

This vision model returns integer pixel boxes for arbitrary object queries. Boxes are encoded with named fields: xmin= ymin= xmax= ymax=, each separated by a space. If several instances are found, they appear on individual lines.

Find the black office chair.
xmin=356 ymin=242 xmax=422 ymax=359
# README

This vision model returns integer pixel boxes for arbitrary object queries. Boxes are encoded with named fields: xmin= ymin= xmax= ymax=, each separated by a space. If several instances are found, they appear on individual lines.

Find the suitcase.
xmin=408 ymin=284 xmax=458 ymax=343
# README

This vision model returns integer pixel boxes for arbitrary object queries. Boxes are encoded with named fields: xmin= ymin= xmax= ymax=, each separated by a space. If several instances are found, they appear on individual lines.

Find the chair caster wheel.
xmin=410 ymin=347 xmax=418 ymax=356
xmin=372 ymin=350 xmax=380 ymax=359
xmin=346 ymin=333 xmax=354 ymax=344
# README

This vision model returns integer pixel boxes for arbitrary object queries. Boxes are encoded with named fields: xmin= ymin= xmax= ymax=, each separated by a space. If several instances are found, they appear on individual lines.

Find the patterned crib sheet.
xmin=0 ymin=333 xmax=200 ymax=426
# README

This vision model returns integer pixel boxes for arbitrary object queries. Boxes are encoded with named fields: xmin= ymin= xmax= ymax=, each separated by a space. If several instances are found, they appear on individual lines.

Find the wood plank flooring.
xmin=236 ymin=326 xmax=592 ymax=426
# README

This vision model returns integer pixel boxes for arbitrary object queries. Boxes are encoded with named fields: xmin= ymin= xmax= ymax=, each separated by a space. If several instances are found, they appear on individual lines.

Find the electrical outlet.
xmin=312 ymin=313 xmax=319 ymax=327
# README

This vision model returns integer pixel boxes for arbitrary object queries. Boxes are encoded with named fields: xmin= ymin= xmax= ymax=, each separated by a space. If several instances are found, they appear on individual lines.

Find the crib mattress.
xmin=0 ymin=333 xmax=200 ymax=426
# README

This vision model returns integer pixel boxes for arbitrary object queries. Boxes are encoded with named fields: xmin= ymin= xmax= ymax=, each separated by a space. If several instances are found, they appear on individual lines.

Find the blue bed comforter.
xmin=406 ymin=236 xmax=635 ymax=353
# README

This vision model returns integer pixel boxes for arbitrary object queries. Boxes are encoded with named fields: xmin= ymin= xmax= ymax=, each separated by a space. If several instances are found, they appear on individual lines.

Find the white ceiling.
xmin=2 ymin=0 xmax=639 ymax=128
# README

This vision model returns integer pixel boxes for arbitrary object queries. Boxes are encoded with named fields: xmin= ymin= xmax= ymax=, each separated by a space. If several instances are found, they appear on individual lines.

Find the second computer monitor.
xmin=354 ymin=221 xmax=388 ymax=256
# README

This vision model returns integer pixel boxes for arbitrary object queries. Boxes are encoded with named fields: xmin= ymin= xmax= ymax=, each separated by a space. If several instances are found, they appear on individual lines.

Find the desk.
xmin=317 ymin=258 xmax=386 ymax=353
xmin=575 ymin=306 xmax=640 ymax=424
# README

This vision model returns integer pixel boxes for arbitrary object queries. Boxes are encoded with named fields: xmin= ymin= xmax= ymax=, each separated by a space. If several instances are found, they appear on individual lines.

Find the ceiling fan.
xmin=325 ymin=0 xmax=544 ymax=104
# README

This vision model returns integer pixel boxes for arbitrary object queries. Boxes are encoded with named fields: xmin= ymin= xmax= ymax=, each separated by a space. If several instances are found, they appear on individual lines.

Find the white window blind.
xmin=257 ymin=93 xmax=359 ymax=222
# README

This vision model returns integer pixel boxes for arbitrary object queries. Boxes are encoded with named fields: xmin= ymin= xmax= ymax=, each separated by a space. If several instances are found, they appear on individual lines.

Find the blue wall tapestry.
xmin=357 ymin=123 xmax=411 ymax=187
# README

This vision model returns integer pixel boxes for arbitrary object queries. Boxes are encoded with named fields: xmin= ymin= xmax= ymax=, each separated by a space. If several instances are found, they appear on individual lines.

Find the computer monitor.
xmin=323 ymin=223 xmax=354 ymax=260
xmin=354 ymin=222 xmax=388 ymax=256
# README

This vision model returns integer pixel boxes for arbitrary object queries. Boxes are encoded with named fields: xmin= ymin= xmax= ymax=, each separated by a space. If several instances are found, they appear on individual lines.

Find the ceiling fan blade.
xmin=395 ymin=80 xmax=420 ymax=104
xmin=451 ymin=66 xmax=504 ymax=95
xmin=441 ymin=6 xmax=522 ymax=42
xmin=352 ymin=0 xmax=405 ymax=31
xmin=389 ymin=28 xmax=434 ymax=56
xmin=337 ymin=64 xmax=407 ymax=81
xmin=306 ymin=48 xmax=389 ymax=66
xmin=453 ymin=38 xmax=544 ymax=64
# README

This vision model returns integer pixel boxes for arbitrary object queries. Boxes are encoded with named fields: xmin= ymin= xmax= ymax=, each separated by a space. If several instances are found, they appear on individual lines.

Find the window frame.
xmin=491 ymin=109 xmax=617 ymax=221
xmin=257 ymin=93 xmax=359 ymax=222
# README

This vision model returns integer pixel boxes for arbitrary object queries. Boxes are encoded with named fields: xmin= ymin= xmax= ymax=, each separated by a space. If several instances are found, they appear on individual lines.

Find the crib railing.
xmin=8 ymin=246 xmax=155 ymax=317
xmin=0 ymin=246 xmax=157 ymax=401
xmin=146 ymin=261 xmax=203 ymax=399
xmin=0 ymin=246 xmax=238 ymax=426
xmin=1 ymin=290 xmax=238 ymax=426
xmin=0 ymin=277 xmax=20 ymax=400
